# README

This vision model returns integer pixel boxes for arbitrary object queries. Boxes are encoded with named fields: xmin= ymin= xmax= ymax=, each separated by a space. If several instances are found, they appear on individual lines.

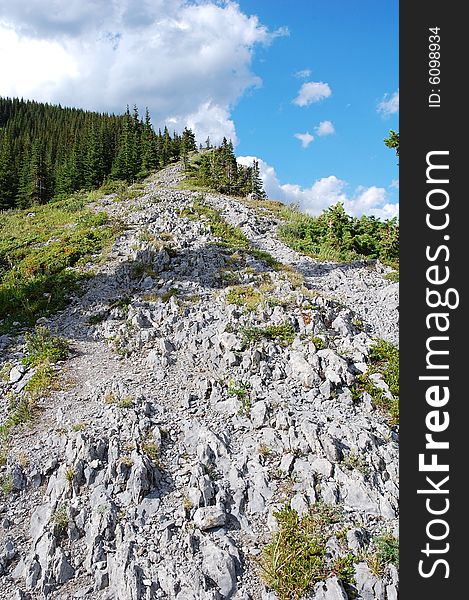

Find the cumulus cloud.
xmin=377 ymin=89 xmax=399 ymax=117
xmin=295 ymin=68 xmax=311 ymax=79
xmin=293 ymin=81 xmax=332 ymax=107
xmin=315 ymin=120 xmax=335 ymax=136
xmin=0 ymin=0 xmax=285 ymax=144
xmin=237 ymin=156 xmax=399 ymax=220
xmin=294 ymin=132 xmax=314 ymax=148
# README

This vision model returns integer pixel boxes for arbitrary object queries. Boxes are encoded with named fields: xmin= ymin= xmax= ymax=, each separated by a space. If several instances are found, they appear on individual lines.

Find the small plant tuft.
xmin=118 ymin=396 xmax=134 ymax=409
xmin=312 ymin=336 xmax=326 ymax=350
xmin=258 ymin=503 xmax=345 ymax=600
xmin=0 ymin=474 xmax=13 ymax=495
xmin=341 ymin=450 xmax=369 ymax=476
xmin=65 ymin=468 xmax=75 ymax=483
xmin=71 ymin=422 xmax=86 ymax=432
xmin=23 ymin=327 xmax=69 ymax=367
xmin=367 ymin=532 xmax=399 ymax=575
xmin=52 ymin=504 xmax=69 ymax=532
xmin=24 ymin=363 xmax=59 ymax=397
xmin=241 ymin=322 xmax=296 ymax=348
xmin=226 ymin=285 xmax=264 ymax=311
xmin=142 ymin=440 xmax=160 ymax=464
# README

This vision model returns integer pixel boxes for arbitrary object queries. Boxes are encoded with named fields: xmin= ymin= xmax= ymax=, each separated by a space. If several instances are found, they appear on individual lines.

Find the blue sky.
xmin=0 ymin=0 xmax=398 ymax=218
xmin=234 ymin=0 xmax=399 ymax=195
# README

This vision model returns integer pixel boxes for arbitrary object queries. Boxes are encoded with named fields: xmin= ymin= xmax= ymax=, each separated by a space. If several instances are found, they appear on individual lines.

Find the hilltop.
xmin=0 ymin=162 xmax=399 ymax=600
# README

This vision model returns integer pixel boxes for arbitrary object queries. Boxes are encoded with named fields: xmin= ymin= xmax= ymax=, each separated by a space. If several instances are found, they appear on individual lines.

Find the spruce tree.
xmin=0 ymin=134 xmax=17 ymax=209
xmin=17 ymin=140 xmax=51 ymax=205
xmin=140 ymin=108 xmax=159 ymax=174
xmin=250 ymin=160 xmax=267 ymax=198
xmin=224 ymin=140 xmax=238 ymax=195
xmin=83 ymin=125 xmax=104 ymax=189
xmin=112 ymin=107 xmax=134 ymax=182
xmin=161 ymin=126 xmax=172 ymax=166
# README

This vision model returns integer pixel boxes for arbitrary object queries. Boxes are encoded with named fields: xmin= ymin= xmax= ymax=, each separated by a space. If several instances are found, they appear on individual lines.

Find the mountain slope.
xmin=0 ymin=163 xmax=399 ymax=600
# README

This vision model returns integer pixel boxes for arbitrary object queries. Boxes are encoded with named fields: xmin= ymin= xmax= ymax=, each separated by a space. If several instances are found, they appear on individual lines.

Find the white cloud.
xmin=390 ymin=179 xmax=399 ymax=189
xmin=377 ymin=89 xmax=399 ymax=117
xmin=237 ymin=156 xmax=399 ymax=220
xmin=294 ymin=132 xmax=314 ymax=148
xmin=315 ymin=120 xmax=335 ymax=136
xmin=0 ymin=0 xmax=285 ymax=144
xmin=295 ymin=68 xmax=311 ymax=79
xmin=293 ymin=81 xmax=332 ymax=107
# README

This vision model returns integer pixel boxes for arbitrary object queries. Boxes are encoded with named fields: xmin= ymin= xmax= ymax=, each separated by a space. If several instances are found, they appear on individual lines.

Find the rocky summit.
xmin=0 ymin=163 xmax=399 ymax=600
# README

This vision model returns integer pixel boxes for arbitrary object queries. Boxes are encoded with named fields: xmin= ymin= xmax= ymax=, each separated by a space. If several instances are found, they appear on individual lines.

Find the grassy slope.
xmin=0 ymin=189 xmax=123 ymax=332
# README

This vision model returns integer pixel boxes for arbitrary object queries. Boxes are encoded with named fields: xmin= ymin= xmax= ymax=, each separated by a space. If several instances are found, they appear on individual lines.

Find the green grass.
xmin=118 ymin=396 xmax=134 ymax=409
xmin=330 ymin=554 xmax=357 ymax=586
xmin=142 ymin=440 xmax=160 ymax=463
xmin=71 ymin=422 xmax=86 ymax=432
xmin=0 ymin=192 xmax=121 ymax=331
xmin=65 ymin=468 xmax=75 ymax=483
xmin=109 ymin=296 xmax=131 ymax=312
xmin=2 ymin=395 xmax=35 ymax=429
xmin=250 ymin=248 xmax=282 ymax=270
xmin=384 ymin=271 xmax=399 ymax=283
xmin=240 ymin=196 xmax=296 ymax=220
xmin=52 ymin=504 xmax=69 ymax=532
xmin=0 ymin=474 xmax=13 ymax=495
xmin=161 ymin=287 xmax=179 ymax=303
xmin=353 ymin=339 xmax=399 ymax=424
xmin=241 ymin=322 xmax=296 ymax=347
xmin=367 ymin=533 xmax=399 ymax=575
xmin=23 ymin=326 xmax=69 ymax=367
xmin=226 ymin=285 xmax=264 ymax=311
xmin=369 ymin=340 xmax=399 ymax=396
xmin=258 ymin=504 xmax=346 ymax=600
xmin=341 ymin=450 xmax=369 ymax=476
xmin=311 ymin=336 xmax=326 ymax=350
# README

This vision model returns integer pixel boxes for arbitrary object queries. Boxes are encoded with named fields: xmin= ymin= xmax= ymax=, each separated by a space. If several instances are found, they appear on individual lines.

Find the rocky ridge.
xmin=0 ymin=163 xmax=399 ymax=599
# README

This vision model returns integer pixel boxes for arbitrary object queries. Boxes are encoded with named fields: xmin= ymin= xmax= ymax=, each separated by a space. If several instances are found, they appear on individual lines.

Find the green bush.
xmin=368 ymin=532 xmax=399 ymax=575
xmin=23 ymin=327 xmax=69 ymax=367
xmin=278 ymin=203 xmax=398 ymax=267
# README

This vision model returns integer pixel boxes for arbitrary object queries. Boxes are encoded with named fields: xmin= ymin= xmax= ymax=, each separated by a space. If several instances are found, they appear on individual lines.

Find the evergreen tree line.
xmin=0 ymin=97 xmax=197 ymax=210
xmin=188 ymin=137 xmax=266 ymax=198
